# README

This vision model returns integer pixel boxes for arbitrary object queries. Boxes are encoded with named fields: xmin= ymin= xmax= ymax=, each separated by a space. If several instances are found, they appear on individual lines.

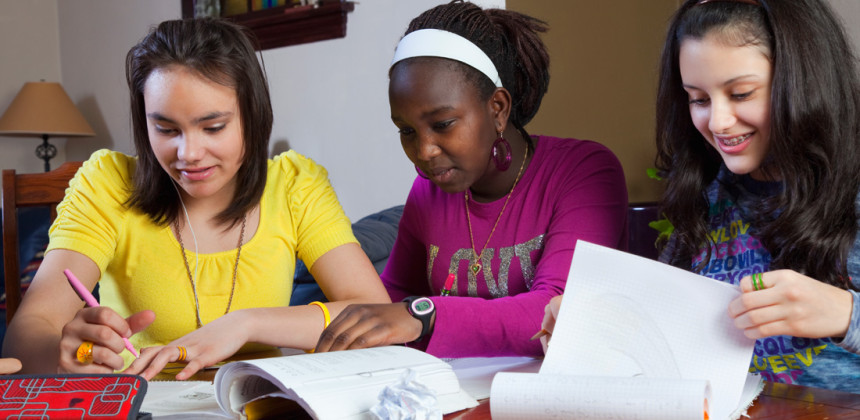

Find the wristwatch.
xmin=403 ymin=296 xmax=435 ymax=341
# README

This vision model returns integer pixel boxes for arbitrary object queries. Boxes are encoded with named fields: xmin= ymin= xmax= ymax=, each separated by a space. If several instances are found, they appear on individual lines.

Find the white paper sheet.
xmin=539 ymin=241 xmax=757 ymax=420
xmin=490 ymin=373 xmax=710 ymax=420
xmin=448 ymin=357 xmax=541 ymax=399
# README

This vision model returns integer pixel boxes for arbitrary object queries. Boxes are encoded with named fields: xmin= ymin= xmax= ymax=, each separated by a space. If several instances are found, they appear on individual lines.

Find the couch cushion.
xmin=290 ymin=205 xmax=404 ymax=305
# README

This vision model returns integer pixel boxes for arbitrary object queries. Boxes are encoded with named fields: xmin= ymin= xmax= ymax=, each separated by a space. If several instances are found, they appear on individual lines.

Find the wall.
xmin=0 ymin=0 xmax=64 ymax=174
xmin=507 ymin=0 xmax=678 ymax=204
xmin=54 ymin=0 xmax=501 ymax=221
xmin=58 ymin=1 xmax=179 ymax=162
xmin=829 ymin=0 xmax=860 ymax=52
xmin=3 ymin=1 xmax=859 ymax=216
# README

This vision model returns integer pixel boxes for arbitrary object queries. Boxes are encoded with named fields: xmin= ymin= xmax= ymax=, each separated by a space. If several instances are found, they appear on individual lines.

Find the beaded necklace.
xmin=174 ymin=214 xmax=246 ymax=328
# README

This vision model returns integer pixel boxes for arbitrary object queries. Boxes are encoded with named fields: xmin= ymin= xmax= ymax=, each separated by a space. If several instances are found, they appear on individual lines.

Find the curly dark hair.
xmin=399 ymin=0 xmax=550 ymax=131
xmin=655 ymin=0 xmax=860 ymax=288
xmin=125 ymin=18 xmax=272 ymax=227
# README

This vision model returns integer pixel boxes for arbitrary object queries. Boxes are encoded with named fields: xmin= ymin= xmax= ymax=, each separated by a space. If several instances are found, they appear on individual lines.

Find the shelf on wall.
xmin=181 ymin=1 xmax=355 ymax=50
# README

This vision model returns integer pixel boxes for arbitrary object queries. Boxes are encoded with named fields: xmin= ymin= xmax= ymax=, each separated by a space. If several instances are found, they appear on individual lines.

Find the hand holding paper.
xmin=533 ymin=294 xmax=562 ymax=352
xmin=729 ymin=269 xmax=853 ymax=340
xmin=490 ymin=241 xmax=762 ymax=420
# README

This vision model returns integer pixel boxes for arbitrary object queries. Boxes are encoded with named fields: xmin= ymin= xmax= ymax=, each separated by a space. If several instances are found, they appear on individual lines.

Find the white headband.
xmin=390 ymin=29 xmax=503 ymax=88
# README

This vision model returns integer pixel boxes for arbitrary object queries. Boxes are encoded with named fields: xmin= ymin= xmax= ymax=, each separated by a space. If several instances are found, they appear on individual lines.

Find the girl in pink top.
xmin=316 ymin=0 xmax=628 ymax=357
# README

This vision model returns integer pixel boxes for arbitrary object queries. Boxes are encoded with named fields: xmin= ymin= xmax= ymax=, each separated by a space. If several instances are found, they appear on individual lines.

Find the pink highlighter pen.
xmin=64 ymin=269 xmax=140 ymax=358
xmin=440 ymin=273 xmax=456 ymax=296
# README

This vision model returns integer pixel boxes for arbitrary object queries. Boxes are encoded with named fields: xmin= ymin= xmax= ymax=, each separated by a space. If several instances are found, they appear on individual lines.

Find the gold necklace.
xmin=175 ymin=214 xmax=246 ymax=328
xmin=465 ymin=145 xmax=529 ymax=276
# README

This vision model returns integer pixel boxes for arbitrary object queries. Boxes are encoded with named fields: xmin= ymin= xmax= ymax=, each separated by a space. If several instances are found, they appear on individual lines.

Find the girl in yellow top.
xmin=3 ymin=18 xmax=389 ymax=380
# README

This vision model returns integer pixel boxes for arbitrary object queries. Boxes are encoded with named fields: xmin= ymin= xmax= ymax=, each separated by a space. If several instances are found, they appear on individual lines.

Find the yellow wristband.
xmin=306 ymin=301 xmax=331 ymax=354
xmin=308 ymin=301 xmax=331 ymax=329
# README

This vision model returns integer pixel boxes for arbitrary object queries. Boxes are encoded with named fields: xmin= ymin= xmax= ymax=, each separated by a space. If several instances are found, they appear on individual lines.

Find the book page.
xmin=214 ymin=346 xmax=477 ymax=419
xmin=141 ymin=381 xmax=230 ymax=419
xmin=540 ymin=241 xmax=758 ymax=420
xmin=490 ymin=373 xmax=710 ymax=420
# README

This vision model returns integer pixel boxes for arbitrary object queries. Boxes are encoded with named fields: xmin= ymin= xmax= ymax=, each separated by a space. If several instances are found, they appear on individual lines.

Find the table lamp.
xmin=0 ymin=81 xmax=95 ymax=172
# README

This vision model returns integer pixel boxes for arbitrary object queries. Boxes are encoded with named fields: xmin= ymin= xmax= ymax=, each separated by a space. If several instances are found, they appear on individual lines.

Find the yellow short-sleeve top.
xmin=48 ymin=149 xmax=356 ymax=365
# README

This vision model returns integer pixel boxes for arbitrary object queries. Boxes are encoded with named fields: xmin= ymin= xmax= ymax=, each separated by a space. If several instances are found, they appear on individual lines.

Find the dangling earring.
xmin=415 ymin=165 xmax=429 ymax=179
xmin=491 ymin=132 xmax=512 ymax=171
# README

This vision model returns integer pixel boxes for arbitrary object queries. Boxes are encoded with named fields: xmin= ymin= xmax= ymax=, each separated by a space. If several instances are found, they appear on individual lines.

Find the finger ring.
xmin=753 ymin=272 xmax=766 ymax=291
xmin=76 ymin=341 xmax=94 ymax=365
xmin=176 ymin=346 xmax=188 ymax=363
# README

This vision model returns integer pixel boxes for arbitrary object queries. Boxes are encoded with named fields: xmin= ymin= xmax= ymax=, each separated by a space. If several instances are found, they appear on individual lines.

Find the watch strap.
xmin=403 ymin=296 xmax=434 ymax=340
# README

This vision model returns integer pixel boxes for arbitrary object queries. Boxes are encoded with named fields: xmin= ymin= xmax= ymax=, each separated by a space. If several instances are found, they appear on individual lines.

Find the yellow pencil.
xmin=530 ymin=329 xmax=549 ymax=341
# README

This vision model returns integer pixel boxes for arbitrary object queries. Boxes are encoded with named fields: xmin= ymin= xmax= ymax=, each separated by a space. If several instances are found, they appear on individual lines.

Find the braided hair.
xmin=402 ymin=0 xmax=550 ymax=131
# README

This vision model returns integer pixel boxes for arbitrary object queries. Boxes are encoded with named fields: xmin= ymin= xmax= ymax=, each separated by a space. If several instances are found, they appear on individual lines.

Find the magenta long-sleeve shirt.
xmin=381 ymin=135 xmax=629 ymax=357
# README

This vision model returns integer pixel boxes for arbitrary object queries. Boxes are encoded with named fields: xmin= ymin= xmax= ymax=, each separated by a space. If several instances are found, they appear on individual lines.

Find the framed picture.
xmin=181 ymin=0 xmax=356 ymax=50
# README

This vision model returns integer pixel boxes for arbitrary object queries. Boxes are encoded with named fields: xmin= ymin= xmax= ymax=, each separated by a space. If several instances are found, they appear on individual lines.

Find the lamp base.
xmin=35 ymin=134 xmax=57 ymax=172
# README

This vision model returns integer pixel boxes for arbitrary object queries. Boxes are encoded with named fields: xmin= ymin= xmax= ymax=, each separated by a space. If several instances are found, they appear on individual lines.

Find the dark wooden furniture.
xmin=628 ymin=201 xmax=661 ymax=260
xmin=2 ymin=161 xmax=82 ymax=324
xmin=181 ymin=0 xmax=356 ymax=50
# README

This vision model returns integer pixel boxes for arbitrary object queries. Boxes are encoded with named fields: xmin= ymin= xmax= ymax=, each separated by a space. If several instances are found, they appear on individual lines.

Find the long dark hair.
xmin=656 ymin=0 xmax=860 ymax=288
xmin=126 ymin=18 xmax=272 ymax=227
xmin=399 ymin=0 xmax=550 ymax=131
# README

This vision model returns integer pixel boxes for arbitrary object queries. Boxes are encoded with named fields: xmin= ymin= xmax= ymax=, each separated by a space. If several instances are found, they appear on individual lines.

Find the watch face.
xmin=411 ymin=298 xmax=434 ymax=316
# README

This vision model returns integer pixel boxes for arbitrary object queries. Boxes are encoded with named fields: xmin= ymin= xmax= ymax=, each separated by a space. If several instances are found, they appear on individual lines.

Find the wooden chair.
xmin=2 ymin=161 xmax=82 ymax=325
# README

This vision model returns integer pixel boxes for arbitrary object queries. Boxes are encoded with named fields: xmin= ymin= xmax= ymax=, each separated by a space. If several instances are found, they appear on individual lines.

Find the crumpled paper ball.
xmin=370 ymin=369 xmax=441 ymax=420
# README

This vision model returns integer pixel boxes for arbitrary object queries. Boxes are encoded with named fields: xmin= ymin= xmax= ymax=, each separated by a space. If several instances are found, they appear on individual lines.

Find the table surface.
xmin=443 ymin=381 xmax=860 ymax=419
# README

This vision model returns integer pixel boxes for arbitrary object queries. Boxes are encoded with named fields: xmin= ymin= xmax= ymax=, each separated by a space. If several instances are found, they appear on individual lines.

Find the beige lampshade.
xmin=0 ymin=81 xmax=95 ymax=137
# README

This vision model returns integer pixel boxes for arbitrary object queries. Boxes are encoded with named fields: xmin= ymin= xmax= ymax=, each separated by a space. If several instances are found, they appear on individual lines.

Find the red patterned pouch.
xmin=0 ymin=374 xmax=149 ymax=419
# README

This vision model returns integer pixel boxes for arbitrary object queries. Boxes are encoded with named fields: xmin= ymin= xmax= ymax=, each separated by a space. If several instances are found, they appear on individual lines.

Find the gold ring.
xmin=176 ymin=346 xmax=187 ymax=363
xmin=76 ymin=341 xmax=94 ymax=365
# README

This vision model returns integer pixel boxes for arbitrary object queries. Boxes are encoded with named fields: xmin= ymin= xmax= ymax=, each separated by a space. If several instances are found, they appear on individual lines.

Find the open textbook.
xmin=141 ymin=346 xmax=477 ymax=419
xmin=490 ymin=241 xmax=763 ymax=420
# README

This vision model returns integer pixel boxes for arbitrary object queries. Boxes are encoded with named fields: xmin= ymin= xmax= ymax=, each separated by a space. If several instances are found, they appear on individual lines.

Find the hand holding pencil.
xmin=533 ymin=294 xmax=563 ymax=354
xmin=57 ymin=269 xmax=155 ymax=374
xmin=64 ymin=269 xmax=139 ymax=358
